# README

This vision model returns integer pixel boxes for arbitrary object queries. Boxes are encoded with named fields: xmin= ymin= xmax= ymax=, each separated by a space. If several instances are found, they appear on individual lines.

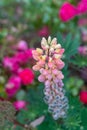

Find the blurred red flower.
xmin=19 ymin=68 xmax=34 ymax=85
xmin=59 ymin=2 xmax=77 ymax=22
xmin=79 ymin=91 xmax=87 ymax=104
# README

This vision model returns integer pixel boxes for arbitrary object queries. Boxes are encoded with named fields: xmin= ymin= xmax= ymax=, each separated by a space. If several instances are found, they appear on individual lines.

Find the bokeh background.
xmin=0 ymin=0 xmax=87 ymax=130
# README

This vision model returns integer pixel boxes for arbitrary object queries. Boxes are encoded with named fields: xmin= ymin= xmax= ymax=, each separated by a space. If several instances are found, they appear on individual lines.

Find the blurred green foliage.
xmin=0 ymin=0 xmax=87 ymax=130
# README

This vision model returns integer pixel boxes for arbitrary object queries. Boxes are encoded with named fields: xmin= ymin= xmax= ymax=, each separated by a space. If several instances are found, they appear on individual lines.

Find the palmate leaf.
xmin=17 ymin=85 xmax=48 ymax=122
xmin=71 ymin=55 xmax=87 ymax=67
xmin=63 ymin=95 xmax=82 ymax=130
xmin=56 ymin=33 xmax=80 ymax=61
xmin=64 ymin=113 xmax=81 ymax=130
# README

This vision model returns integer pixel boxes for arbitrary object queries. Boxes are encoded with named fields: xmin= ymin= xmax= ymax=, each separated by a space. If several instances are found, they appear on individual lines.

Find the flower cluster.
xmin=59 ymin=1 xmax=87 ymax=22
xmin=32 ymin=37 xmax=68 ymax=120
xmin=2 ymin=40 xmax=34 ymax=109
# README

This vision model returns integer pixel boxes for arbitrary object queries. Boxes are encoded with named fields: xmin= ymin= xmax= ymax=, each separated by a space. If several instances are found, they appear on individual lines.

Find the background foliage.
xmin=0 ymin=0 xmax=87 ymax=130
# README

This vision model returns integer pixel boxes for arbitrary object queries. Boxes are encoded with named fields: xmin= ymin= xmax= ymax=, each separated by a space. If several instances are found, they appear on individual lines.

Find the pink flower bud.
xmin=43 ymin=70 xmax=49 ymax=75
xmin=33 ymin=65 xmax=40 ymax=71
xmin=48 ymin=62 xmax=54 ymax=68
xmin=56 ymin=59 xmax=65 ymax=69
xmin=52 ymin=69 xmax=58 ymax=75
xmin=47 ymin=74 xmax=52 ymax=80
xmin=45 ymin=80 xmax=51 ymax=86
xmin=38 ymin=75 xmax=45 ymax=82
xmin=57 ymin=71 xmax=64 ymax=79
xmin=40 ymin=68 xmax=44 ymax=73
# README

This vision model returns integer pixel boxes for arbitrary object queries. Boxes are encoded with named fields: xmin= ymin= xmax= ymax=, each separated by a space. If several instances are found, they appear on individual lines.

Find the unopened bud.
xmin=48 ymin=36 xmax=51 ymax=44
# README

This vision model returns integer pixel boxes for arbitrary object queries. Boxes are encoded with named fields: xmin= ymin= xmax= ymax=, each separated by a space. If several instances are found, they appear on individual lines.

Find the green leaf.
xmin=71 ymin=55 xmax=87 ymax=67
xmin=56 ymin=33 xmax=80 ymax=61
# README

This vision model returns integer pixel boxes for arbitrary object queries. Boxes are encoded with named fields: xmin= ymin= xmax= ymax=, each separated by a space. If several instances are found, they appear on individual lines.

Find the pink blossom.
xmin=45 ymin=80 xmax=51 ymax=86
xmin=55 ymin=59 xmax=65 ymax=69
xmin=32 ymin=36 xmax=68 ymax=120
xmin=78 ymin=46 xmax=87 ymax=55
xmin=38 ymin=75 xmax=45 ymax=82
xmin=77 ymin=1 xmax=87 ymax=14
xmin=6 ymin=35 xmax=14 ymax=42
xmin=14 ymin=52 xmax=28 ymax=64
xmin=59 ymin=2 xmax=77 ymax=22
xmin=43 ymin=70 xmax=49 ymax=75
xmin=3 ymin=57 xmax=19 ymax=73
xmin=25 ymin=49 xmax=33 ymax=59
xmin=78 ymin=18 xmax=87 ymax=26
xmin=48 ymin=62 xmax=54 ymax=68
xmin=38 ymin=26 xmax=49 ymax=37
xmin=57 ymin=71 xmax=64 ymax=79
xmin=82 ymin=0 xmax=87 ymax=2
xmin=19 ymin=68 xmax=34 ymax=85
xmin=16 ymin=40 xmax=28 ymax=51
xmin=5 ymin=76 xmax=21 ymax=97
xmin=13 ymin=100 xmax=27 ymax=110
xmin=14 ymin=49 xmax=32 ymax=64
xmin=32 ymin=65 xmax=40 ymax=71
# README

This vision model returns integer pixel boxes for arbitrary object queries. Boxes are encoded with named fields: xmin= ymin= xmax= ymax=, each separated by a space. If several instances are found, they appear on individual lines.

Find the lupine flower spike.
xmin=32 ymin=36 xmax=69 ymax=120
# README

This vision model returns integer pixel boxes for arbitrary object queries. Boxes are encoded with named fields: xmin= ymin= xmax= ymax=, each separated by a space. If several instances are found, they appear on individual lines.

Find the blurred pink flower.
xmin=82 ymin=0 xmax=87 ymax=2
xmin=14 ymin=52 xmax=28 ymax=64
xmin=14 ymin=49 xmax=33 ymax=64
xmin=81 ymin=28 xmax=87 ymax=42
xmin=59 ymin=2 xmax=77 ymax=22
xmin=19 ymin=68 xmax=34 ymax=85
xmin=5 ymin=76 xmax=21 ymax=97
xmin=16 ymin=40 xmax=28 ymax=51
xmin=78 ymin=46 xmax=87 ymax=55
xmin=38 ymin=26 xmax=49 ymax=37
xmin=3 ymin=56 xmax=19 ymax=73
xmin=77 ymin=1 xmax=87 ymax=14
xmin=78 ymin=18 xmax=87 ymax=26
xmin=13 ymin=100 xmax=27 ymax=110
xmin=25 ymin=49 xmax=33 ymax=59
xmin=6 ymin=35 xmax=15 ymax=42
